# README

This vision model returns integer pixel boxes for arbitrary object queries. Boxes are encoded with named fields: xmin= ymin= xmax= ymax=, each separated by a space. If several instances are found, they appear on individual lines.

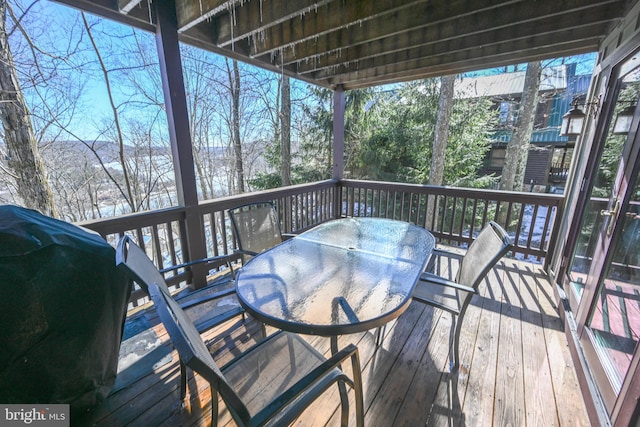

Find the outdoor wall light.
xmin=560 ymin=103 xmax=586 ymax=136
xmin=612 ymin=103 xmax=637 ymax=135
xmin=560 ymin=96 xmax=600 ymax=137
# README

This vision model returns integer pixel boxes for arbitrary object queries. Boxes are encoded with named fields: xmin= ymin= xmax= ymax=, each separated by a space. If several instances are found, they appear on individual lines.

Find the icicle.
xmin=227 ymin=2 xmax=235 ymax=52
xmin=280 ymin=48 xmax=284 ymax=80
xmin=230 ymin=14 xmax=234 ymax=51
xmin=260 ymin=0 xmax=263 ymax=22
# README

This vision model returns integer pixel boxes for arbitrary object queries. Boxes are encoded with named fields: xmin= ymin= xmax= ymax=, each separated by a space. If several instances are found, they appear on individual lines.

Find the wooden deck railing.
xmin=339 ymin=179 xmax=563 ymax=262
xmin=79 ymin=179 xmax=563 ymax=309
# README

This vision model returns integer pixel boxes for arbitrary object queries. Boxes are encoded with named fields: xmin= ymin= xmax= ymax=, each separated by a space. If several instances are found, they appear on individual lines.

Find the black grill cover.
xmin=0 ymin=205 xmax=131 ymax=412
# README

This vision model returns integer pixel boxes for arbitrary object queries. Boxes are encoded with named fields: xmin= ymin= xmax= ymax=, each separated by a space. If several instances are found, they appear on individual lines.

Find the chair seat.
xmin=221 ymin=331 xmax=339 ymax=421
xmin=117 ymin=236 xmax=245 ymax=335
xmin=176 ymin=286 xmax=244 ymax=332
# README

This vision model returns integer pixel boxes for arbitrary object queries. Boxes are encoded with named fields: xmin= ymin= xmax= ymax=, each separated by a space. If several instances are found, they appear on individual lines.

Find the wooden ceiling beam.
xmin=322 ymin=36 xmax=602 ymax=89
xmin=57 ymin=0 xmax=630 ymax=91
xmin=213 ymin=0 xmax=332 ymax=47
xmin=333 ymin=43 xmax=600 ymax=90
xmin=56 ymin=0 xmax=154 ymax=29
xmin=177 ymin=32 xmax=324 ymax=90
xmin=118 ymin=0 xmax=143 ymax=14
xmin=243 ymin=0 xmax=520 ymax=60
xmin=175 ymin=0 xmax=232 ymax=32
xmin=214 ymin=0 xmax=430 ymax=50
xmin=277 ymin=0 xmax=620 ymax=69
xmin=275 ymin=0 xmax=520 ymax=66
xmin=296 ymin=13 xmax=618 ymax=76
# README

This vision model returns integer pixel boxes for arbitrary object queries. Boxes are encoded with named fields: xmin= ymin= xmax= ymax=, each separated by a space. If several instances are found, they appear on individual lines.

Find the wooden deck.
xmin=75 ymin=254 xmax=590 ymax=426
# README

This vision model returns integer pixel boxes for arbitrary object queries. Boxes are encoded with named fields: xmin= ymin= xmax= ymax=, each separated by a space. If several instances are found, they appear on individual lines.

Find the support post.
xmin=332 ymin=86 xmax=346 ymax=218
xmin=154 ymin=0 xmax=207 ymax=288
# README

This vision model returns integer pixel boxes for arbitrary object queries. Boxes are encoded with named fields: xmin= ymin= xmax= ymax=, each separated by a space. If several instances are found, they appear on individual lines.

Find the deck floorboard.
xmin=76 ymin=256 xmax=590 ymax=426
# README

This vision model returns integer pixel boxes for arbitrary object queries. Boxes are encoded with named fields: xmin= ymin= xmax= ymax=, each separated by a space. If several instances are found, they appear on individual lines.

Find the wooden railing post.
xmin=154 ymin=0 xmax=207 ymax=288
xmin=333 ymin=88 xmax=345 ymax=219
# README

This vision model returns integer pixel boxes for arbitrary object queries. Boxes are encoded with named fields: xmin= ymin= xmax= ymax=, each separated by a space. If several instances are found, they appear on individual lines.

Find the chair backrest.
xmin=456 ymin=221 xmax=511 ymax=292
xmin=116 ymin=237 xmax=251 ymax=424
xmin=228 ymin=202 xmax=283 ymax=259
xmin=115 ymin=235 xmax=167 ymax=295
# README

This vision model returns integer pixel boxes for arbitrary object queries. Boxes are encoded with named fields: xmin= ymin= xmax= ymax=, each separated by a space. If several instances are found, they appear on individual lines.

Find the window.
xmin=490 ymin=148 xmax=507 ymax=168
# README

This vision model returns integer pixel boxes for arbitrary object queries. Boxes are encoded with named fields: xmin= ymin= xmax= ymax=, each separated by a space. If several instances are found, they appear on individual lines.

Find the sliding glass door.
xmin=566 ymin=51 xmax=640 ymax=420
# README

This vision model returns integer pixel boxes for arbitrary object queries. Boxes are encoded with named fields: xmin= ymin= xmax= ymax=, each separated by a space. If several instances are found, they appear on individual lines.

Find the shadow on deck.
xmin=75 ymin=253 xmax=590 ymax=426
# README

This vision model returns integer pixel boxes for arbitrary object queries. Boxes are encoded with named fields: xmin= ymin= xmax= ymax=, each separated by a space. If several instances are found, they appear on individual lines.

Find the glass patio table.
xmin=234 ymin=217 xmax=435 ymax=350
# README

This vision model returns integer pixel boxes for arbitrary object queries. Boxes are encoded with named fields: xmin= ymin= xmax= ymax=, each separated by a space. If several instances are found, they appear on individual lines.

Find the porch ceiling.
xmin=57 ymin=0 xmax=632 ymax=90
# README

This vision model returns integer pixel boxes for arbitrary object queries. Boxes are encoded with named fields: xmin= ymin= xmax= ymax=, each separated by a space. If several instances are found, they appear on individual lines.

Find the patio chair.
xmin=228 ymin=201 xmax=294 ymax=264
xmin=147 ymin=281 xmax=364 ymax=427
xmin=413 ymin=221 xmax=511 ymax=371
xmin=116 ymin=235 xmax=245 ymax=336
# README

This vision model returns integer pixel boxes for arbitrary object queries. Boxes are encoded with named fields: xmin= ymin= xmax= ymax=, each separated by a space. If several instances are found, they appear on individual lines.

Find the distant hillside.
xmin=41 ymin=140 xmax=173 ymax=163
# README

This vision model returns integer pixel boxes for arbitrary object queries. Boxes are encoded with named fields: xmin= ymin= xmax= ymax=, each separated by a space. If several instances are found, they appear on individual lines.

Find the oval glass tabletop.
xmin=235 ymin=217 xmax=435 ymax=336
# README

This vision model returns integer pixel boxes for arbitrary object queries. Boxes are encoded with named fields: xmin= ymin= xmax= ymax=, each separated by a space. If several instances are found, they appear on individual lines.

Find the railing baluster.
xmin=212 ymin=212 xmax=219 ymax=256
xmin=527 ymin=204 xmax=540 ymax=253
xmin=439 ymin=195 xmax=447 ymax=239
xmin=220 ymin=210 xmax=231 ymax=254
xmin=541 ymin=205 xmax=555 ymax=255
xmin=494 ymin=200 xmax=502 ymax=224
xmin=151 ymin=225 xmax=163 ymax=269
xmin=410 ymin=193 xmax=415 ymax=224
xmin=383 ymin=190 xmax=389 ymax=218
xmin=505 ymin=201 xmax=514 ymax=244
xmin=460 ymin=197 xmax=469 ymax=238
xmin=80 ymin=179 xmax=562 ymax=310
xmin=306 ymin=191 xmax=312 ymax=227
xmin=470 ymin=199 xmax=479 ymax=238
xmin=516 ymin=203 xmax=526 ymax=254
xmin=135 ymin=228 xmax=146 ymax=253
xmin=481 ymin=199 xmax=489 ymax=230
xmin=451 ymin=196 xmax=458 ymax=238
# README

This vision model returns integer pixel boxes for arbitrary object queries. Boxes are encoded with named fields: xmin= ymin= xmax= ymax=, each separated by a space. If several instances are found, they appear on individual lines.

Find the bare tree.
xmin=427 ymin=73 xmax=456 ymax=225
xmin=82 ymin=12 xmax=136 ymax=211
xmin=499 ymin=61 xmax=542 ymax=192
xmin=0 ymin=0 xmax=56 ymax=216
xmin=430 ymin=74 xmax=456 ymax=186
xmin=182 ymin=46 xmax=219 ymax=200
xmin=227 ymin=58 xmax=245 ymax=193
xmin=281 ymin=75 xmax=291 ymax=186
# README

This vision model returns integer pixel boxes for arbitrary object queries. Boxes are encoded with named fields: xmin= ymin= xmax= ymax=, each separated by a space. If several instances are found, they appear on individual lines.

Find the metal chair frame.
xmin=228 ymin=201 xmax=294 ymax=263
xmin=118 ymin=238 xmax=364 ymax=426
xmin=413 ymin=221 xmax=511 ymax=371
